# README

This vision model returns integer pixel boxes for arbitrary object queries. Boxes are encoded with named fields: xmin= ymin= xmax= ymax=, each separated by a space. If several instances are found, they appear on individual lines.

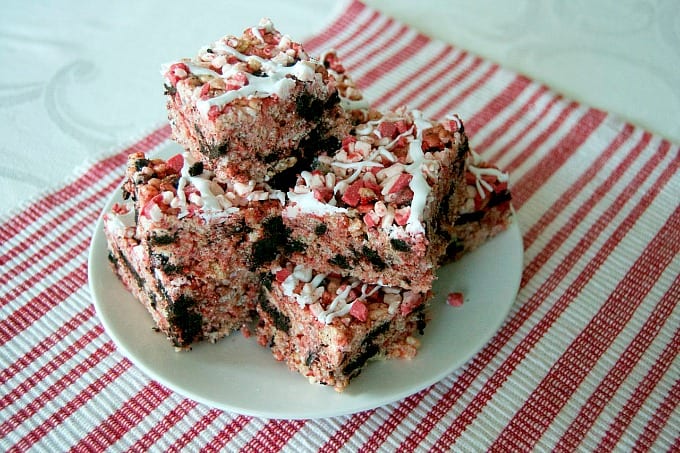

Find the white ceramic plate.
xmin=88 ymin=143 xmax=523 ymax=420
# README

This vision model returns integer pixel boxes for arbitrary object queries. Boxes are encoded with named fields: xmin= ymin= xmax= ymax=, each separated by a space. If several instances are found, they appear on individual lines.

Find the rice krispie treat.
xmin=256 ymin=261 xmax=430 ymax=392
xmin=104 ymin=210 xmax=261 ymax=349
xmin=104 ymin=152 xmax=292 ymax=348
xmin=163 ymin=18 xmax=352 ymax=186
xmin=282 ymin=108 xmax=469 ymax=292
xmin=441 ymin=150 xmax=513 ymax=262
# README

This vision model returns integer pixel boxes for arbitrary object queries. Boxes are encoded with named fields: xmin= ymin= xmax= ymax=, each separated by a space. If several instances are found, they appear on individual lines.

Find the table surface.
xmin=1 ymin=1 xmax=678 ymax=452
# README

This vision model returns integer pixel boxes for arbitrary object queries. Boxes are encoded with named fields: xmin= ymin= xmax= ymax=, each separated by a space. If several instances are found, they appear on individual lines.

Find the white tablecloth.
xmin=1 ymin=0 xmax=678 ymax=215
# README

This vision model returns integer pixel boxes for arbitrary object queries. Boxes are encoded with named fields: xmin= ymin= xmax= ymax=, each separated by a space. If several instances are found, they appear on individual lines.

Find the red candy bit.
xmin=400 ymin=292 xmax=422 ymax=316
xmin=111 ymin=202 xmax=129 ymax=215
xmin=395 ymin=120 xmax=411 ymax=134
xmin=465 ymin=172 xmax=477 ymax=184
xmin=166 ymin=154 xmax=184 ymax=174
xmin=275 ymin=268 xmax=291 ymax=283
xmin=494 ymin=181 xmax=508 ymax=194
xmin=363 ymin=179 xmax=381 ymax=193
xmin=357 ymin=204 xmax=374 ymax=214
xmin=341 ymin=136 xmax=357 ymax=152
xmin=421 ymin=129 xmax=443 ymax=151
xmin=260 ymin=46 xmax=274 ymax=58
xmin=447 ymin=292 xmax=465 ymax=307
xmin=389 ymin=173 xmax=413 ymax=195
xmin=312 ymin=187 xmax=334 ymax=203
xmin=369 ymin=166 xmax=382 ymax=176
xmin=378 ymin=121 xmax=398 ymax=139
xmin=445 ymin=115 xmax=464 ymax=133
xmin=290 ymin=41 xmax=305 ymax=55
xmin=341 ymin=179 xmax=364 ymax=207
xmin=349 ymin=300 xmax=368 ymax=322
xmin=141 ymin=193 xmax=165 ymax=219
xmin=323 ymin=52 xmax=345 ymax=73
xmin=358 ymin=187 xmax=378 ymax=205
xmin=166 ymin=63 xmax=190 ymax=86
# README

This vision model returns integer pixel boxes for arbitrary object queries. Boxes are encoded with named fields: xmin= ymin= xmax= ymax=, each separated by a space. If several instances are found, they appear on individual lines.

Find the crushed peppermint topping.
xmin=286 ymin=109 xmax=451 ymax=236
xmin=106 ymin=203 xmax=136 ymax=236
xmin=162 ymin=19 xmax=323 ymax=118
xmin=404 ymin=111 xmax=433 ymax=235
xmin=276 ymin=265 xmax=402 ymax=325
xmin=138 ymin=153 xmax=284 ymax=222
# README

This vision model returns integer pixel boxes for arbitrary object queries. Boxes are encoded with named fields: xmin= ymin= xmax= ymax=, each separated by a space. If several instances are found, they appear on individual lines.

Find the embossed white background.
xmin=1 ymin=0 xmax=678 ymax=215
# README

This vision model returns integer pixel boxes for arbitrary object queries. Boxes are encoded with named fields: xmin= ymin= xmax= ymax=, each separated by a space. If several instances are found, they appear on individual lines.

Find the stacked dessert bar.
xmin=103 ymin=19 xmax=513 ymax=391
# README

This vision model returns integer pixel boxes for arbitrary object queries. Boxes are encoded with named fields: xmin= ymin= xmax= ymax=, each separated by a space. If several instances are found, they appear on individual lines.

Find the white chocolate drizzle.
xmin=468 ymin=149 xmax=509 ymax=199
xmin=167 ymin=153 xmax=282 ymax=220
xmin=106 ymin=203 xmax=135 ymax=236
xmin=175 ymin=153 xmax=222 ymax=217
xmin=192 ymin=40 xmax=320 ymax=116
xmin=404 ymin=111 xmax=433 ymax=235
xmin=285 ymin=191 xmax=347 ymax=215
xmin=284 ymin=110 xmax=439 ymax=236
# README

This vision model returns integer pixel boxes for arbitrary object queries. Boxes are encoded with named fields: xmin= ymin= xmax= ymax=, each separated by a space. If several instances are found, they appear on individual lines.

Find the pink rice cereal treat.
xmin=440 ymin=150 xmax=513 ymax=263
xmin=163 ymin=19 xmax=353 ymax=186
xmin=104 ymin=212 xmax=260 ymax=349
xmin=104 ymin=152 xmax=290 ymax=349
xmin=256 ymin=261 xmax=430 ymax=392
xmin=282 ymin=108 xmax=469 ymax=292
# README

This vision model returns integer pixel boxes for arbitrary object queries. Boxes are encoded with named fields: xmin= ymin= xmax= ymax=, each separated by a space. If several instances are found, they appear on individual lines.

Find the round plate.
xmin=88 ymin=143 xmax=523 ymax=420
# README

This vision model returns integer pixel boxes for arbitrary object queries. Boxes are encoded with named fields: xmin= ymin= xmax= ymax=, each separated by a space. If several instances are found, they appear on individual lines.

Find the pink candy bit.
xmin=387 ymin=173 xmax=412 ymax=195
xmin=207 ymin=105 xmax=224 ymax=121
xmin=400 ymin=291 xmax=422 ymax=316
xmin=224 ymin=72 xmax=249 ymax=91
xmin=141 ymin=194 xmax=164 ymax=218
xmin=111 ymin=202 xmax=129 ymax=215
xmin=166 ymin=62 xmax=190 ymax=86
xmin=363 ymin=210 xmax=380 ymax=227
xmin=447 ymin=292 xmax=465 ymax=307
xmin=377 ymin=121 xmax=398 ymax=139
xmin=349 ymin=300 xmax=368 ymax=322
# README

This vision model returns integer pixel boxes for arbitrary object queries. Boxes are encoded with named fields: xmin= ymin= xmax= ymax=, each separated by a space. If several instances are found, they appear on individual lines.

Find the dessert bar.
xmin=163 ymin=18 xmax=353 ymax=186
xmin=256 ymin=261 xmax=429 ymax=391
xmin=282 ymin=108 xmax=469 ymax=292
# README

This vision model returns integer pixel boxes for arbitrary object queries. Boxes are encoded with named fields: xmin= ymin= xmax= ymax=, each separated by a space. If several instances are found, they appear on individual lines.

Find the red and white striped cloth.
xmin=2 ymin=1 xmax=678 ymax=451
